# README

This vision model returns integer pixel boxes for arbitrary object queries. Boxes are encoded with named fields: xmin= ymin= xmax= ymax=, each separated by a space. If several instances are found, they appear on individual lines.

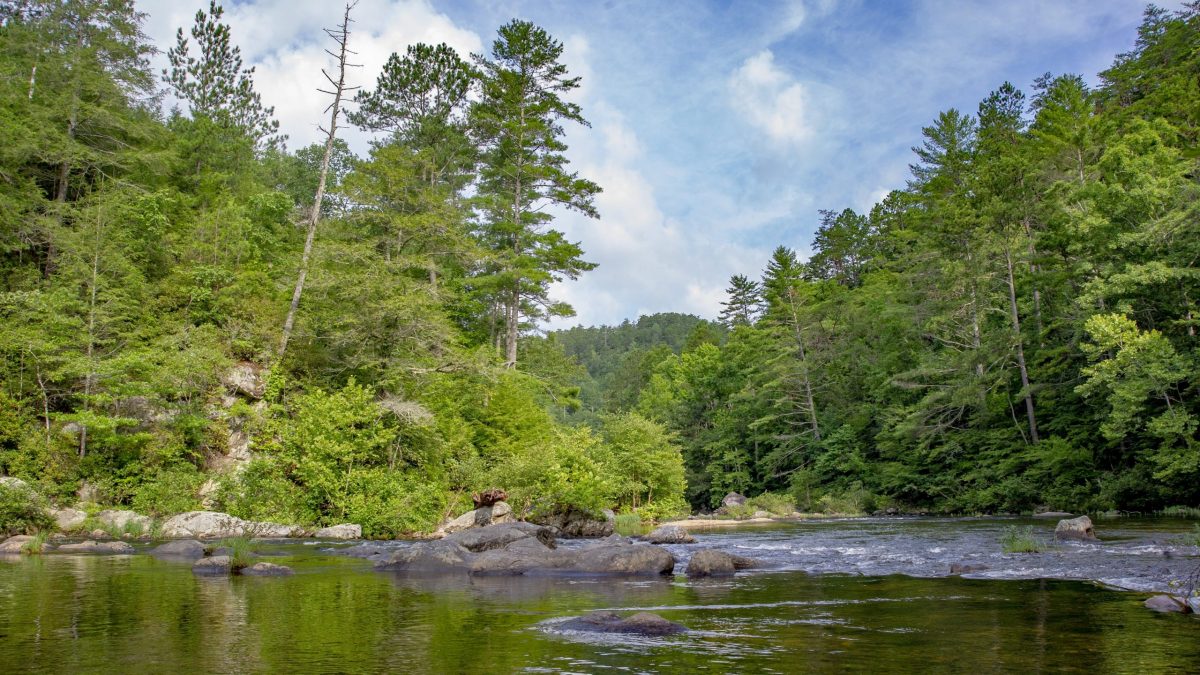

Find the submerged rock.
xmin=314 ymin=524 xmax=361 ymax=540
xmin=1144 ymin=595 xmax=1192 ymax=614
xmin=192 ymin=555 xmax=232 ymax=575
xmin=686 ymin=549 xmax=757 ymax=577
xmin=950 ymin=562 xmax=989 ymax=574
xmin=643 ymin=525 xmax=696 ymax=545
xmin=57 ymin=540 xmax=134 ymax=554
xmin=150 ymin=540 xmax=206 ymax=559
xmin=1055 ymin=516 xmax=1097 ymax=541
xmin=558 ymin=611 xmax=687 ymax=636
xmin=339 ymin=543 xmax=391 ymax=560
xmin=241 ymin=562 xmax=294 ymax=577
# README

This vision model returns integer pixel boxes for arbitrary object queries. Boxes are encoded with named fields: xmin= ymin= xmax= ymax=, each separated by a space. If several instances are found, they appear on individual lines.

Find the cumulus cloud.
xmin=728 ymin=50 xmax=813 ymax=147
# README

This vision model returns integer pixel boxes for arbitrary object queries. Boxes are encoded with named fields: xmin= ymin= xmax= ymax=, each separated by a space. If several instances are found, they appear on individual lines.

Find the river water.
xmin=2 ymin=517 xmax=1198 ymax=673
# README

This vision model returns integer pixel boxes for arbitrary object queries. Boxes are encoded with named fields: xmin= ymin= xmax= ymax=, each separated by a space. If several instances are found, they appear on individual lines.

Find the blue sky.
xmin=140 ymin=0 xmax=1170 ymax=328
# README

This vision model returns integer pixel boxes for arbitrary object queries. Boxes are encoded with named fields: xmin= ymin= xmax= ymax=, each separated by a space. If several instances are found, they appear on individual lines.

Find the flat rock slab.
xmin=643 ymin=525 xmax=695 ymax=544
xmin=241 ymin=562 xmax=294 ymax=576
xmin=314 ymin=524 xmax=361 ymax=540
xmin=0 ymin=535 xmax=35 ymax=554
xmin=558 ymin=611 xmax=687 ymax=636
xmin=56 ymin=540 xmax=134 ymax=554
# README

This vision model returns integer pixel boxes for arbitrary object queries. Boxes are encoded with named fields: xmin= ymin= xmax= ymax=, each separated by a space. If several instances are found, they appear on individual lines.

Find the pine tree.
xmin=719 ymin=274 xmax=761 ymax=327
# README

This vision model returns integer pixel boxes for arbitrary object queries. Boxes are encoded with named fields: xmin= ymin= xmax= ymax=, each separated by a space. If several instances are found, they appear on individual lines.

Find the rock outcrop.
xmin=643 ymin=525 xmax=696 ymax=544
xmin=314 ymin=524 xmax=361 ymax=540
xmin=1054 ymin=515 xmax=1097 ymax=541
xmin=95 ymin=509 xmax=152 ymax=532
xmin=441 ymin=501 xmax=516 ymax=535
xmin=56 ymin=540 xmax=134 ymax=554
xmin=160 ymin=511 xmax=301 ymax=539
xmin=558 ymin=611 xmax=687 ymax=636
xmin=721 ymin=492 xmax=747 ymax=508
xmin=376 ymin=523 xmax=674 ymax=577
xmin=222 ymin=362 xmax=266 ymax=399
xmin=685 ymin=549 xmax=757 ymax=577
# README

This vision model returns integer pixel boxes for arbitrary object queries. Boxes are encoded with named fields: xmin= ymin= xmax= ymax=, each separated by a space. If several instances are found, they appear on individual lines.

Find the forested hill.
xmin=577 ymin=5 xmax=1200 ymax=513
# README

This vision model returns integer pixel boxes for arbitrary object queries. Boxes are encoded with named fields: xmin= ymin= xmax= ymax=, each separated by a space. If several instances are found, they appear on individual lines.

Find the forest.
xmin=1 ymin=1 xmax=1198 ymax=537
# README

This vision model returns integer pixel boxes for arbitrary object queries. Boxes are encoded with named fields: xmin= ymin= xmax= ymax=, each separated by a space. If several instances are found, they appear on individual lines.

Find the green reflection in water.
xmin=1 ymin=552 xmax=1198 ymax=673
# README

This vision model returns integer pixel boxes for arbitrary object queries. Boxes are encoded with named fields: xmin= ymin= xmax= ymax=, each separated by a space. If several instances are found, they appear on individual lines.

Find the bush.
xmin=746 ymin=492 xmax=796 ymax=516
xmin=20 ymin=531 xmax=49 ymax=554
xmin=214 ymin=460 xmax=312 ymax=526
xmin=1000 ymin=526 xmax=1046 ymax=553
xmin=132 ymin=466 xmax=206 ymax=517
xmin=216 ymin=536 xmax=255 ymax=571
xmin=0 ymin=480 xmax=54 ymax=535
xmin=336 ymin=468 xmax=446 ymax=538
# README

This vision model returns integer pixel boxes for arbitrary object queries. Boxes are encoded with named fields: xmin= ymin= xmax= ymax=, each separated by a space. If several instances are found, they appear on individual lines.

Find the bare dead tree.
xmin=278 ymin=1 xmax=360 ymax=358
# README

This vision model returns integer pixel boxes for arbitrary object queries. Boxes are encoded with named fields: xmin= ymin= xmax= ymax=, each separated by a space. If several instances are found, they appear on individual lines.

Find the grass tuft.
xmin=1159 ymin=505 xmax=1200 ymax=519
xmin=613 ymin=513 xmax=649 ymax=537
xmin=20 ymin=531 xmax=49 ymax=555
xmin=218 ymin=536 xmax=255 ymax=570
xmin=1000 ymin=526 xmax=1045 ymax=553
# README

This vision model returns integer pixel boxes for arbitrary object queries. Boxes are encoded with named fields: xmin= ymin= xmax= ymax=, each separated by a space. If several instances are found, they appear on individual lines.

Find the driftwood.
xmin=472 ymin=488 xmax=508 ymax=509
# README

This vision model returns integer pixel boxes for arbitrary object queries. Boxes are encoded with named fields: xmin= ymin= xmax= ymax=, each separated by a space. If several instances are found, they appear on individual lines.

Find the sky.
xmin=137 ymin=0 xmax=1169 ymax=329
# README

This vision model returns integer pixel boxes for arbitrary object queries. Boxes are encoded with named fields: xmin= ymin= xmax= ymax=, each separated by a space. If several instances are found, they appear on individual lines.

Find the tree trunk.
xmin=787 ymin=288 xmax=820 ymax=442
xmin=279 ymin=2 xmax=358 ymax=359
xmin=1005 ymin=246 xmax=1039 ymax=443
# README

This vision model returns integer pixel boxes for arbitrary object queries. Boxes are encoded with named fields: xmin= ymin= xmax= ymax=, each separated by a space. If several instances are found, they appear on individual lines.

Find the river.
xmin=2 ymin=516 xmax=1198 ymax=672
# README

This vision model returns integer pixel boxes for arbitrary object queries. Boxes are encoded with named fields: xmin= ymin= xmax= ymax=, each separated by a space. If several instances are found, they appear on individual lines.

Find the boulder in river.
xmin=150 ymin=540 xmax=206 ymax=559
xmin=950 ymin=562 xmax=989 ymax=574
xmin=339 ymin=543 xmax=391 ymax=560
xmin=314 ymin=524 xmax=361 ymax=540
xmin=56 ymin=540 xmax=134 ymax=554
xmin=377 ymin=523 xmax=675 ymax=577
xmin=0 ymin=535 xmax=35 ymax=554
xmin=532 ymin=508 xmax=615 ymax=538
xmin=95 ymin=509 xmax=152 ymax=532
xmin=1144 ymin=595 xmax=1192 ymax=614
xmin=192 ymin=555 xmax=232 ymax=575
xmin=686 ymin=549 xmax=757 ymax=577
xmin=1033 ymin=511 xmax=1073 ymax=519
xmin=643 ymin=525 xmax=696 ymax=545
xmin=241 ymin=562 xmax=294 ymax=576
xmin=1054 ymin=515 xmax=1097 ymax=541
xmin=558 ymin=611 xmax=687 ymax=636
xmin=441 ymin=501 xmax=516 ymax=534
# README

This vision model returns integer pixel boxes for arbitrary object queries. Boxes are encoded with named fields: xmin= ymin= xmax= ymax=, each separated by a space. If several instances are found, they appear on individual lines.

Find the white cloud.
xmin=728 ymin=50 xmax=813 ymax=147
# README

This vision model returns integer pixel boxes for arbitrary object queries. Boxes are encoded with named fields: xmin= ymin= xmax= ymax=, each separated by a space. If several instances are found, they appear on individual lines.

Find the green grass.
xmin=20 ymin=532 xmax=49 ymax=555
xmin=1175 ymin=524 xmax=1200 ymax=547
xmin=613 ymin=513 xmax=650 ymax=537
xmin=1001 ymin=526 xmax=1045 ymax=553
xmin=1159 ymin=506 xmax=1200 ymax=519
xmin=217 ymin=536 xmax=255 ymax=570
xmin=746 ymin=492 xmax=796 ymax=517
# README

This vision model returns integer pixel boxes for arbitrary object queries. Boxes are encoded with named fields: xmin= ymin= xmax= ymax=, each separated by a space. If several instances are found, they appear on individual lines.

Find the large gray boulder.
xmin=470 ymin=537 xmax=570 ymax=575
xmin=558 ymin=611 xmax=687 ymax=636
xmin=441 ymin=501 xmax=516 ymax=535
xmin=52 ymin=508 xmax=87 ymax=531
xmin=573 ymin=541 xmax=676 ymax=575
xmin=160 ymin=511 xmax=301 ymax=539
xmin=1054 ymin=515 xmax=1097 ymax=541
xmin=339 ymin=543 xmax=391 ymax=560
xmin=686 ymin=549 xmax=757 ymax=577
xmin=0 ymin=535 xmax=35 ymax=554
xmin=532 ymin=508 xmax=615 ymax=538
xmin=443 ymin=522 xmax=555 ymax=552
xmin=222 ymin=362 xmax=265 ymax=399
xmin=375 ymin=541 xmax=475 ymax=573
xmin=314 ymin=524 xmax=361 ymax=540
xmin=150 ymin=540 xmax=206 ymax=559
xmin=57 ymin=540 xmax=135 ymax=554
xmin=721 ymin=492 xmax=747 ymax=508
xmin=643 ymin=525 xmax=695 ymax=544
xmin=95 ymin=510 xmax=152 ymax=532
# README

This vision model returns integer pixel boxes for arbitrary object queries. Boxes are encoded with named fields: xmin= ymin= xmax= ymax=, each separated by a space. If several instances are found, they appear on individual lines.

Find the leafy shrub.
xmin=214 ymin=460 xmax=312 ymax=526
xmin=217 ymin=536 xmax=255 ymax=571
xmin=815 ymin=483 xmax=878 ymax=515
xmin=1000 ymin=526 xmax=1046 ymax=553
xmin=132 ymin=466 xmax=206 ymax=517
xmin=0 ymin=480 xmax=54 ymax=535
xmin=1160 ymin=506 xmax=1200 ymax=519
xmin=337 ymin=468 xmax=446 ymax=538
xmin=599 ymin=412 xmax=687 ymax=514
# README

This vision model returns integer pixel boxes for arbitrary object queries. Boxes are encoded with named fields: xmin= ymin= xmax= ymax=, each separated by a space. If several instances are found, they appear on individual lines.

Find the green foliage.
xmin=20 ymin=532 xmax=49 ymax=555
xmin=1000 ymin=526 xmax=1046 ymax=554
xmin=1160 ymin=506 xmax=1200 ymax=519
xmin=214 ymin=460 xmax=309 ymax=527
xmin=1177 ymin=525 xmax=1200 ymax=547
xmin=0 ymin=482 xmax=54 ymax=536
xmin=613 ymin=512 xmax=649 ymax=536
xmin=131 ymin=466 xmax=205 ymax=517
xmin=745 ymin=492 xmax=796 ymax=517
xmin=217 ymin=535 xmax=254 ymax=571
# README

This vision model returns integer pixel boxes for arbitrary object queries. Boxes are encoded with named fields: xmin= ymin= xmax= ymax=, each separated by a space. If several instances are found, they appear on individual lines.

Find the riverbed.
xmin=1 ymin=517 xmax=1197 ymax=672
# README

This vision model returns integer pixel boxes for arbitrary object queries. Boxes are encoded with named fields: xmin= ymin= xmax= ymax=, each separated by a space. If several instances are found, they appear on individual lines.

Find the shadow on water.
xmin=1 ymin=519 xmax=1199 ymax=673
